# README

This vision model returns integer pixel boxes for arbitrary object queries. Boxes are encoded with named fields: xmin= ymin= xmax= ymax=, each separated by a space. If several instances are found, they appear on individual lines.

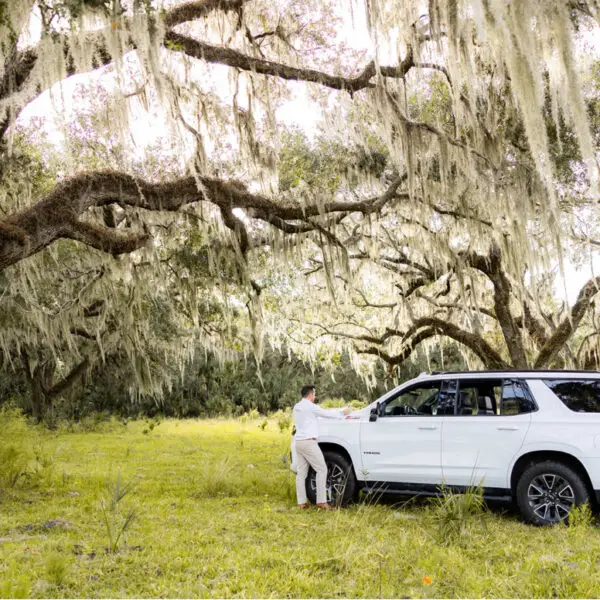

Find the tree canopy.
xmin=2 ymin=0 xmax=600 ymax=415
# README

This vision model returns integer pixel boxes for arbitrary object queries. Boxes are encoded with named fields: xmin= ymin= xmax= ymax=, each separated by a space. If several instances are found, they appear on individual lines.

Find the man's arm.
xmin=310 ymin=404 xmax=349 ymax=419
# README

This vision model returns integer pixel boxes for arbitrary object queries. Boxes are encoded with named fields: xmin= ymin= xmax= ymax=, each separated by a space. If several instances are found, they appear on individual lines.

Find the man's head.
xmin=301 ymin=385 xmax=316 ymax=402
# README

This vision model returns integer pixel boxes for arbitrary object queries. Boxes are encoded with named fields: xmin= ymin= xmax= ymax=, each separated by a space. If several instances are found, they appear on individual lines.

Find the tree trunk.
xmin=29 ymin=377 xmax=45 ymax=421
xmin=27 ymin=363 xmax=54 ymax=422
xmin=21 ymin=354 xmax=89 ymax=422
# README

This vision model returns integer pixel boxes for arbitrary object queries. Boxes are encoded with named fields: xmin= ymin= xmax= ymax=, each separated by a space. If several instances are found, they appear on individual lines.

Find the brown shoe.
xmin=316 ymin=503 xmax=337 ymax=510
xmin=298 ymin=503 xmax=311 ymax=509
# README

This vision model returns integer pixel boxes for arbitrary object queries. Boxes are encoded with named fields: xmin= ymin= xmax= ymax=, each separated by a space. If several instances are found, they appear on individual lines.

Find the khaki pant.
xmin=295 ymin=439 xmax=327 ymax=505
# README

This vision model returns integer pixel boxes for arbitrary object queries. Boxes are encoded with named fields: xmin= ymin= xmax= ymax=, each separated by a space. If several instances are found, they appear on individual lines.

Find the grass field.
xmin=2 ymin=407 xmax=600 ymax=598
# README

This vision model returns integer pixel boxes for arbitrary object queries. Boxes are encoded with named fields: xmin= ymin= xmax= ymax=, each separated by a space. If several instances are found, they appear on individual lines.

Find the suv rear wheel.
xmin=306 ymin=451 xmax=356 ymax=506
xmin=516 ymin=460 xmax=590 ymax=525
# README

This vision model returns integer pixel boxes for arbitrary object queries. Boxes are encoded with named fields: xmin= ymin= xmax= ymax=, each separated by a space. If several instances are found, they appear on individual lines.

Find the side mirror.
xmin=369 ymin=403 xmax=379 ymax=422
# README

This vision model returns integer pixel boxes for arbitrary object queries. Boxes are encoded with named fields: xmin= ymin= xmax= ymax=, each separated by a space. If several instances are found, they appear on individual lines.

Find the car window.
xmin=501 ymin=379 xmax=537 ymax=415
xmin=383 ymin=382 xmax=440 ymax=416
xmin=457 ymin=379 xmax=502 ymax=415
xmin=382 ymin=379 xmax=456 ymax=416
xmin=455 ymin=378 xmax=535 ymax=416
xmin=544 ymin=379 xmax=600 ymax=413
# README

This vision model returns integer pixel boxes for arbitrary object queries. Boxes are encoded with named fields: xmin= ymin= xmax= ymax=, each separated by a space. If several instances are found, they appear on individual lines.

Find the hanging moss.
xmin=0 ymin=0 xmax=599 ymax=392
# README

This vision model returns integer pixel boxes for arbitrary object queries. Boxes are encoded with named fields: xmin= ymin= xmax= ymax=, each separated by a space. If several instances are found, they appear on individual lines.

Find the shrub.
xmin=58 ymin=412 xmax=124 ymax=434
xmin=142 ymin=416 xmax=161 ymax=435
xmin=0 ymin=404 xmax=30 ymax=436
xmin=27 ymin=442 xmax=56 ymax=488
xmin=0 ymin=405 xmax=33 ymax=488
xmin=193 ymin=457 xmax=241 ymax=498
xmin=319 ymin=397 xmax=347 ymax=408
xmin=45 ymin=552 xmax=69 ymax=586
xmin=99 ymin=472 xmax=137 ymax=553
xmin=568 ymin=503 xmax=594 ymax=529
xmin=319 ymin=398 xmax=367 ymax=410
xmin=0 ymin=444 xmax=30 ymax=488
xmin=0 ymin=573 xmax=31 ymax=599
xmin=428 ymin=485 xmax=487 ymax=545
xmin=273 ymin=409 xmax=292 ymax=432
xmin=349 ymin=399 xmax=368 ymax=409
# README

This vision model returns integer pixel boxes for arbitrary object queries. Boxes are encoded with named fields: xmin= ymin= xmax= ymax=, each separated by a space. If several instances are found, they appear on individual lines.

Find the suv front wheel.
xmin=306 ymin=451 xmax=356 ymax=506
xmin=516 ymin=460 xmax=590 ymax=525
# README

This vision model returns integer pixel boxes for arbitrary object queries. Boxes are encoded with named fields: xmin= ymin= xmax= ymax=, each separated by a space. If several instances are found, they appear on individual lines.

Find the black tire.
xmin=306 ymin=451 xmax=356 ymax=506
xmin=515 ymin=460 xmax=590 ymax=525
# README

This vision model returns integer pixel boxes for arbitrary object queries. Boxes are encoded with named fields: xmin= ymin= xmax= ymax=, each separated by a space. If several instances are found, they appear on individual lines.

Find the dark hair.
xmin=300 ymin=385 xmax=315 ymax=398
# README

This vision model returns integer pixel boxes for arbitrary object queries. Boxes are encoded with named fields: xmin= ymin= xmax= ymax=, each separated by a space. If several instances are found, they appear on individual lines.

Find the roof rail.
xmin=429 ymin=369 xmax=600 ymax=375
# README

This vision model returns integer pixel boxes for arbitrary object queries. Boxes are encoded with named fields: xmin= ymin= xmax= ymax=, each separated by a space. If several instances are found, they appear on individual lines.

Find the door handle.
xmin=497 ymin=426 xmax=519 ymax=431
xmin=418 ymin=426 xmax=438 ymax=430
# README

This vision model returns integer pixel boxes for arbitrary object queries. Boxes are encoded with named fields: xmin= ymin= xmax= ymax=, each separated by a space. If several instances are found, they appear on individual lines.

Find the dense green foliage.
xmin=0 ymin=340 xmax=467 ymax=421
xmin=78 ymin=349 xmax=386 ymax=418
xmin=0 ymin=350 xmax=383 ymax=419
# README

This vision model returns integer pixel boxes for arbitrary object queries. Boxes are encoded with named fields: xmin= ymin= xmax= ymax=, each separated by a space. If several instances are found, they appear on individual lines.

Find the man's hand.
xmin=342 ymin=407 xmax=352 ymax=415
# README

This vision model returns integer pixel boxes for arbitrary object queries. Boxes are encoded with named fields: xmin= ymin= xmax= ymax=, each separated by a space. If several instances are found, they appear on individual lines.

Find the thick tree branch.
xmin=515 ymin=302 xmax=549 ymax=347
xmin=3 ymin=0 xmax=244 ymax=103
xmin=399 ymin=275 xmax=433 ymax=298
xmin=0 ymin=47 xmax=38 ymax=137
xmin=534 ymin=276 xmax=600 ymax=368
xmin=357 ymin=327 xmax=438 ymax=366
xmin=219 ymin=205 xmax=250 ymax=255
xmin=83 ymin=299 xmax=105 ymax=317
xmin=462 ymin=244 xmax=528 ymax=368
xmin=47 ymin=358 xmax=90 ymax=399
xmin=165 ymin=32 xmax=414 ymax=93
xmin=70 ymin=328 xmax=96 ymax=341
xmin=313 ymin=311 xmax=508 ymax=369
xmin=164 ymin=0 xmax=248 ymax=28
xmin=0 ymin=1 xmax=242 ymax=137
xmin=3 ymin=21 xmax=413 ymax=137
xmin=352 ymin=288 xmax=398 ymax=309
xmin=422 ymin=199 xmax=493 ymax=228
xmin=64 ymin=221 xmax=150 ymax=256
xmin=378 ymin=251 xmax=435 ymax=278
xmin=0 ymin=33 xmax=113 ymax=136
xmin=305 ymin=320 xmax=402 ymax=345
xmin=0 ymin=171 xmax=407 ymax=271
xmin=410 ymin=316 xmax=510 ymax=369
xmin=417 ymin=291 xmax=497 ymax=320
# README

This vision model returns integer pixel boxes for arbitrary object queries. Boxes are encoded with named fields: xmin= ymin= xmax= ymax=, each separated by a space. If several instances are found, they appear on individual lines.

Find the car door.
xmin=359 ymin=379 xmax=456 ymax=484
xmin=441 ymin=378 xmax=534 ymax=490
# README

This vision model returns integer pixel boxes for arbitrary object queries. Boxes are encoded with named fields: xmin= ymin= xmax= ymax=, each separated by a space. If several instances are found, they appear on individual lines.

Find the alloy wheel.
xmin=527 ymin=473 xmax=576 ymax=523
xmin=310 ymin=463 xmax=348 ymax=503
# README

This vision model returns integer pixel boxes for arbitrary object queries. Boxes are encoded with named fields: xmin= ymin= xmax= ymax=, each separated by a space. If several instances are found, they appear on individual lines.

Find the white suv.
xmin=295 ymin=370 xmax=600 ymax=525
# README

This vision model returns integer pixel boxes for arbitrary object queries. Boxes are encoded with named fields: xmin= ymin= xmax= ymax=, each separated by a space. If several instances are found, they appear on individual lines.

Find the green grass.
xmin=2 ymin=409 xmax=600 ymax=598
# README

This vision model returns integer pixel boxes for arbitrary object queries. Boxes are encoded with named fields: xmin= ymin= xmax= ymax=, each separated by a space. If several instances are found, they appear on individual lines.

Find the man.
xmin=293 ymin=385 xmax=350 ymax=510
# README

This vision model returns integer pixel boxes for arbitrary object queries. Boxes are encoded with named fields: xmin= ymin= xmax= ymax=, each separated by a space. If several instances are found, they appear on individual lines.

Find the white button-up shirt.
xmin=293 ymin=397 xmax=345 ymax=440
